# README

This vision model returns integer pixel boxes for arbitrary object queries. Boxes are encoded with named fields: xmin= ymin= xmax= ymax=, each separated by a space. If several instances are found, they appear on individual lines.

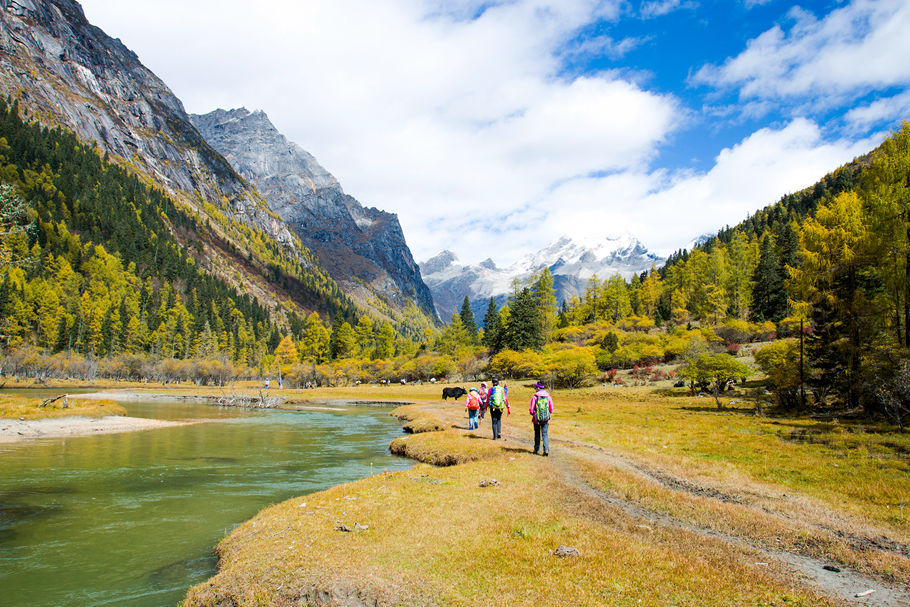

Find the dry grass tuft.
xmin=390 ymin=429 xmax=514 ymax=465
xmin=0 ymin=394 xmax=125 ymax=419
xmin=390 ymin=404 xmax=450 ymax=433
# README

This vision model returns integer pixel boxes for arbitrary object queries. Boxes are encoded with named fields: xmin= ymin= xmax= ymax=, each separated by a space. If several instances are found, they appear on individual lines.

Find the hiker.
xmin=487 ymin=378 xmax=510 ymax=439
xmin=530 ymin=380 xmax=553 ymax=456
xmin=477 ymin=381 xmax=489 ymax=424
xmin=465 ymin=387 xmax=482 ymax=430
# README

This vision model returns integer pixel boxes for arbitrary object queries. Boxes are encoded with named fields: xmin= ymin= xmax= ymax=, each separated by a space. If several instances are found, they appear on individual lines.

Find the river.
xmin=0 ymin=397 xmax=411 ymax=607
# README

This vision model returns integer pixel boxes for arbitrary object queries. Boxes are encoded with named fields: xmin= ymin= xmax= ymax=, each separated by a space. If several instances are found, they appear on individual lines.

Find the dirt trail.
xmin=418 ymin=402 xmax=910 ymax=606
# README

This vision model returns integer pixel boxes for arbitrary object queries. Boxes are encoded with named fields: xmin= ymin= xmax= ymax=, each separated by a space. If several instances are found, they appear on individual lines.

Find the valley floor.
xmin=179 ymin=385 xmax=910 ymax=607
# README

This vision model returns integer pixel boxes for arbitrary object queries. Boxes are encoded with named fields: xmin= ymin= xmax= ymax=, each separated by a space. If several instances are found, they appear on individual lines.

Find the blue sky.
xmin=79 ymin=0 xmax=909 ymax=264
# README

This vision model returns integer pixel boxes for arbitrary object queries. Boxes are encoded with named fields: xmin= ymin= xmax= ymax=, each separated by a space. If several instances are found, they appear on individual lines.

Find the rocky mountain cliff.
xmin=0 ymin=0 xmax=293 ymax=244
xmin=190 ymin=108 xmax=436 ymax=320
xmin=0 ymin=0 xmax=435 ymax=326
xmin=420 ymin=234 xmax=664 ymax=320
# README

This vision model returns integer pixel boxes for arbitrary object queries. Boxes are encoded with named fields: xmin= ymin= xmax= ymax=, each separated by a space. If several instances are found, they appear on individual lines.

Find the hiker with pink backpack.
xmin=530 ymin=380 xmax=554 ymax=456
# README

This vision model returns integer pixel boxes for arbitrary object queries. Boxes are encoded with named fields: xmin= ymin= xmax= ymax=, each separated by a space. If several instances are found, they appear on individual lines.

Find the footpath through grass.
xmin=182 ymin=383 xmax=910 ymax=606
xmin=555 ymin=386 xmax=910 ymax=534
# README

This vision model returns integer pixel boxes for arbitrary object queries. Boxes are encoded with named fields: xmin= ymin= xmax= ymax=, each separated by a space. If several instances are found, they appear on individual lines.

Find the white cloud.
xmin=694 ymin=0 xmax=910 ymax=101
xmin=539 ymin=119 xmax=879 ymax=256
xmin=76 ymin=0 xmax=886 ymax=270
xmin=640 ymin=0 xmax=698 ymax=19
xmin=845 ymin=91 xmax=910 ymax=131
xmin=79 ymin=0 xmax=682 ymax=263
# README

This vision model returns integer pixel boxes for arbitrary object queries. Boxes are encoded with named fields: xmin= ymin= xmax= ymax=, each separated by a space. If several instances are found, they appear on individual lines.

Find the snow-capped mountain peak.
xmin=419 ymin=233 xmax=664 ymax=320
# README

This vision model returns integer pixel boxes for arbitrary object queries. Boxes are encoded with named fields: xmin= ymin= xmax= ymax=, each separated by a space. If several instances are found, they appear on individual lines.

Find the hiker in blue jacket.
xmin=529 ymin=380 xmax=553 ymax=456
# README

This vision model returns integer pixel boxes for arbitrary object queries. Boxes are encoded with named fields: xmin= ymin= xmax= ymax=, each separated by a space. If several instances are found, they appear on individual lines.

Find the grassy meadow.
xmin=176 ymin=380 xmax=909 ymax=606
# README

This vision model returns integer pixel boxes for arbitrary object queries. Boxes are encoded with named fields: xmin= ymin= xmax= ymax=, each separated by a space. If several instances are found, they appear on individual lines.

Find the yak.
xmin=441 ymin=386 xmax=467 ymax=401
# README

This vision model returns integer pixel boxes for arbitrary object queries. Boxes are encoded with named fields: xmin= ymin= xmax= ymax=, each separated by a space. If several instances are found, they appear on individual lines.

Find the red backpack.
xmin=466 ymin=392 xmax=481 ymax=410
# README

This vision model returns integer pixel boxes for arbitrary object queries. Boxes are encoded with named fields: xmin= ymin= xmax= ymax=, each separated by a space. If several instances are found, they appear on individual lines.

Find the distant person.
xmin=487 ymin=379 xmax=510 ymax=440
xmin=477 ymin=381 xmax=489 ymax=424
xmin=264 ymin=378 xmax=270 ymax=389
xmin=465 ymin=387 xmax=482 ymax=430
xmin=530 ymin=380 xmax=553 ymax=456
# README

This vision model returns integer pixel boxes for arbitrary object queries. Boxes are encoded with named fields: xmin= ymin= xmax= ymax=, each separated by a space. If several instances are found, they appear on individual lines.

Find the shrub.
xmin=538 ymin=347 xmax=597 ymax=388
xmin=754 ymin=339 xmax=802 ymax=409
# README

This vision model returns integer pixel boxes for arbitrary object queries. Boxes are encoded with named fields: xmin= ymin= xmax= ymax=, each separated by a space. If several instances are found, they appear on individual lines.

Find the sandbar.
xmin=0 ymin=415 xmax=197 ymax=443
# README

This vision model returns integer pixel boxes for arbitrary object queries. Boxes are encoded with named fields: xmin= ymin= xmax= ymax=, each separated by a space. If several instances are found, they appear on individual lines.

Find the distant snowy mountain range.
xmin=419 ymin=234 xmax=665 ymax=321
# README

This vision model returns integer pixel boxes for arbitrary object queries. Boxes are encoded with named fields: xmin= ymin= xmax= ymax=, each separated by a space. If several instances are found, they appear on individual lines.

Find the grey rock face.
xmin=191 ymin=108 xmax=437 ymax=319
xmin=0 ymin=0 xmax=295 ymax=247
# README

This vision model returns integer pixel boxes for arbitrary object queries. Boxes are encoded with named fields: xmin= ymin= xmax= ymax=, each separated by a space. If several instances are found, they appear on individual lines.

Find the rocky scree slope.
xmin=191 ymin=108 xmax=437 ymax=321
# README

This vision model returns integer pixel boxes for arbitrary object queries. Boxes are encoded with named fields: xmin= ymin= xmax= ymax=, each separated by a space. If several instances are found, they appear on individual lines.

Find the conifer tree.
xmin=333 ymin=321 xmax=356 ymax=359
xmin=532 ymin=268 xmax=557 ymax=340
xmin=750 ymin=235 xmax=787 ymax=322
xmin=354 ymin=316 xmax=374 ymax=358
xmin=504 ymin=287 xmax=543 ymax=351
xmin=301 ymin=312 xmax=330 ymax=362
xmin=790 ymin=191 xmax=874 ymax=410
xmin=482 ymin=297 xmax=503 ymax=353
xmin=274 ymin=335 xmax=300 ymax=370
xmin=459 ymin=295 xmax=478 ymax=341
xmin=374 ymin=321 xmax=396 ymax=359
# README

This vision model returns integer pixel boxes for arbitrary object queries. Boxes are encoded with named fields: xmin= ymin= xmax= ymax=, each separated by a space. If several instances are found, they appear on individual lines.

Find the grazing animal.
xmin=442 ymin=387 xmax=467 ymax=401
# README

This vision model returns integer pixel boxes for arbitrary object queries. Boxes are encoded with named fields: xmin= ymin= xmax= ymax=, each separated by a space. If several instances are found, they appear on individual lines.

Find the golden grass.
xmin=390 ymin=404 xmax=451 ymax=434
xmin=184 ymin=454 xmax=836 ymax=607
xmin=0 ymin=394 xmax=125 ymax=419
xmin=553 ymin=386 xmax=910 ymax=535
xmin=390 ymin=429 xmax=518 ymax=466
xmin=571 ymin=452 xmax=910 ymax=585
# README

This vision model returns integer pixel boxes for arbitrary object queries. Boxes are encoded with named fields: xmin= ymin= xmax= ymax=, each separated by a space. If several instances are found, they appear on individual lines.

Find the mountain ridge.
xmin=420 ymin=233 xmax=664 ymax=320
xmin=0 ymin=0 xmax=434 ymax=330
xmin=190 ymin=107 xmax=437 ymax=324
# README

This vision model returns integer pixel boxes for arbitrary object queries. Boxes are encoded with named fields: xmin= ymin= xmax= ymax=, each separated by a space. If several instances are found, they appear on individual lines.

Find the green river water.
xmin=0 ymin=396 xmax=412 ymax=606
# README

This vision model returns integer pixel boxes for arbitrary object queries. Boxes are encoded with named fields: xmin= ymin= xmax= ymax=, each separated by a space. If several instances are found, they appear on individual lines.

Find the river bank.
xmin=182 ymin=389 xmax=910 ymax=607
xmin=0 ymin=415 xmax=197 ymax=443
xmin=0 ymin=384 xmax=418 ymax=442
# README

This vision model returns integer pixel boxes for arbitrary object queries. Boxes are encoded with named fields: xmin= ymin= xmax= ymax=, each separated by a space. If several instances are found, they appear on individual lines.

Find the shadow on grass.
xmin=462 ymin=432 xmax=534 ymax=454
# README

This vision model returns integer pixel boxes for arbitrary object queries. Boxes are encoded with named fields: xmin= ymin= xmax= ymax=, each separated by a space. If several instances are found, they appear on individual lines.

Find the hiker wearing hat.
xmin=477 ymin=381 xmax=489 ymax=424
xmin=530 ymin=380 xmax=553 ymax=456
xmin=465 ymin=387 xmax=482 ymax=430
xmin=487 ymin=379 xmax=510 ymax=439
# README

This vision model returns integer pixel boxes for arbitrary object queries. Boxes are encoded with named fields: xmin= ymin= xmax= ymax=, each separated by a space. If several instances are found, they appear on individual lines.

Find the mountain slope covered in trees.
xmin=0 ymin=0 xmax=435 ymax=333
xmin=0 ymin=99 xmax=357 ymax=370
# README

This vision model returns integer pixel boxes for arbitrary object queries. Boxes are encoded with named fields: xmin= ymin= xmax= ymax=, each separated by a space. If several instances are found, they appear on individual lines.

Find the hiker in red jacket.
xmin=529 ymin=380 xmax=553 ymax=456
xmin=465 ymin=387 xmax=482 ymax=430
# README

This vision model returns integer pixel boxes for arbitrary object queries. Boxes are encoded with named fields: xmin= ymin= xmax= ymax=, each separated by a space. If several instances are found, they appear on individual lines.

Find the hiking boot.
xmin=543 ymin=452 xmax=549 ymax=456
